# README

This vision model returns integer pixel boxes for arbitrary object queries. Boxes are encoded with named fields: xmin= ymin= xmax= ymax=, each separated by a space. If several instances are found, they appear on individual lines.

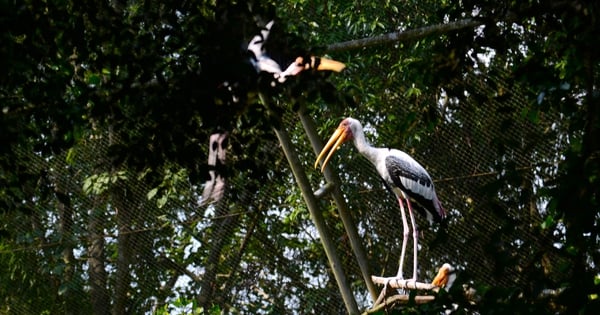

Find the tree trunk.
xmin=88 ymin=202 xmax=110 ymax=315
xmin=220 ymin=210 xmax=261 ymax=306
xmin=113 ymin=185 xmax=133 ymax=315
xmin=55 ymin=182 xmax=77 ymax=315
xmin=87 ymin=123 xmax=112 ymax=315
xmin=561 ymin=45 xmax=600 ymax=313
xmin=198 ymin=132 xmax=233 ymax=310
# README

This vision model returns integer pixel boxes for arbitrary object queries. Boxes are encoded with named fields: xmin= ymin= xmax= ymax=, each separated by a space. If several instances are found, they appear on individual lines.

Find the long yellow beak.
xmin=315 ymin=57 xmax=346 ymax=72
xmin=314 ymin=126 xmax=349 ymax=172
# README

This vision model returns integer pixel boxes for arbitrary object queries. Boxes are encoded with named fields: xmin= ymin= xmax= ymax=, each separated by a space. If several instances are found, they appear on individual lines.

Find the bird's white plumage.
xmin=314 ymin=117 xmax=446 ymax=294
xmin=246 ymin=20 xmax=345 ymax=85
xmin=248 ymin=21 xmax=279 ymax=71
xmin=382 ymin=149 xmax=436 ymax=200
xmin=343 ymin=118 xmax=444 ymax=221
xmin=247 ymin=20 xmax=299 ymax=83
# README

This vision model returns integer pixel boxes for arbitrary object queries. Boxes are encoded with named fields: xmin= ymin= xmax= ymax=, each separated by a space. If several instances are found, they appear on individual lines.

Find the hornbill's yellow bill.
xmin=280 ymin=57 xmax=346 ymax=81
xmin=314 ymin=125 xmax=350 ymax=172
xmin=311 ymin=56 xmax=346 ymax=72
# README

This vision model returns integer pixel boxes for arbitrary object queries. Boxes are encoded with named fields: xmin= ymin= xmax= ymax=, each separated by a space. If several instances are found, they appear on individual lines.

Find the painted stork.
xmin=314 ymin=117 xmax=446 ymax=282
xmin=247 ymin=21 xmax=346 ymax=84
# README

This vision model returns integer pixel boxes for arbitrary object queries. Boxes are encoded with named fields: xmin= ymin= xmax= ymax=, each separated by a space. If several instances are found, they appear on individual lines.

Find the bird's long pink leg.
xmin=374 ymin=196 xmax=410 ymax=306
xmin=396 ymin=197 xmax=410 ymax=280
xmin=405 ymin=198 xmax=419 ymax=281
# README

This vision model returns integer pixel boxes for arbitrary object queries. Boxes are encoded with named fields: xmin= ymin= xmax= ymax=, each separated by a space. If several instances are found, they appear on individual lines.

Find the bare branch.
xmin=364 ymin=294 xmax=436 ymax=314
xmin=266 ymin=93 xmax=359 ymax=314
xmin=371 ymin=276 xmax=438 ymax=291
xmin=327 ymin=18 xmax=482 ymax=53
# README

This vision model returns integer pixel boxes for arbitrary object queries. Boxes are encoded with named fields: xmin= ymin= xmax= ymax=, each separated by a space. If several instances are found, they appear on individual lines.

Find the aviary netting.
xmin=1 ymin=1 xmax=589 ymax=314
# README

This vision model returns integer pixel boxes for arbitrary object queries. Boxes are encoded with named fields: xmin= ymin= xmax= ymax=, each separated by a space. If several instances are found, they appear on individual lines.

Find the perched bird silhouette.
xmin=247 ymin=20 xmax=345 ymax=85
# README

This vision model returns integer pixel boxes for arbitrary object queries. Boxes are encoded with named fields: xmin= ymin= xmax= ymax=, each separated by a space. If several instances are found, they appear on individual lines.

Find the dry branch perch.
xmin=370 ymin=272 xmax=448 ymax=308
xmin=371 ymin=276 xmax=438 ymax=291
xmin=364 ymin=295 xmax=436 ymax=314
xmin=371 ymin=275 xmax=439 ymax=307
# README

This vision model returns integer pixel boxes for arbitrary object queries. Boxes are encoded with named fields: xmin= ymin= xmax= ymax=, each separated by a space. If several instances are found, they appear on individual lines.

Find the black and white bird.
xmin=247 ymin=20 xmax=346 ymax=85
xmin=314 ymin=117 xmax=446 ymax=282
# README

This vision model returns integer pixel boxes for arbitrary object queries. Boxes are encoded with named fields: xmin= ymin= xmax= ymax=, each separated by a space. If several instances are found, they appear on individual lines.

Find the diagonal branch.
xmin=363 ymin=295 xmax=435 ymax=314
xmin=326 ymin=18 xmax=482 ymax=53
xmin=299 ymin=109 xmax=379 ymax=302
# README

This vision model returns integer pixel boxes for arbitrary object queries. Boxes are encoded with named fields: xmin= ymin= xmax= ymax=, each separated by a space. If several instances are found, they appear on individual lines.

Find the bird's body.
xmin=247 ymin=20 xmax=346 ymax=84
xmin=247 ymin=21 xmax=284 ymax=76
xmin=359 ymin=146 xmax=444 ymax=225
xmin=315 ymin=117 xmax=445 ymax=284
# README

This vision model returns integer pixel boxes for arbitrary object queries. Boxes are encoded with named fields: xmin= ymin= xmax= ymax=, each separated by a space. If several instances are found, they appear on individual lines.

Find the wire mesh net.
xmin=1 ymin=1 xmax=569 ymax=314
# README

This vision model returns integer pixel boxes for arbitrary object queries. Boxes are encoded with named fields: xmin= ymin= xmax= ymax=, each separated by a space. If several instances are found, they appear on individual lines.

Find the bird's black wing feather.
xmin=385 ymin=155 xmax=442 ymax=223
xmin=379 ymin=173 xmax=433 ymax=223
xmin=385 ymin=156 xmax=433 ymax=190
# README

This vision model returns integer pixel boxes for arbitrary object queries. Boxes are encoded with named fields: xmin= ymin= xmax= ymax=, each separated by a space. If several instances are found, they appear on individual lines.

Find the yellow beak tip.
xmin=317 ymin=58 xmax=346 ymax=72
xmin=314 ymin=126 xmax=346 ymax=174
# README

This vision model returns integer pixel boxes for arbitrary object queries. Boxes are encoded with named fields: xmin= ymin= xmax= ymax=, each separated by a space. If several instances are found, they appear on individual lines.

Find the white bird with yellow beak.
xmin=315 ymin=117 xmax=445 ymax=282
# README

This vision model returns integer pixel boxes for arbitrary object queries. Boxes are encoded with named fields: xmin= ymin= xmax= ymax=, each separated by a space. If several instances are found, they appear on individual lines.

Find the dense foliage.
xmin=1 ymin=0 xmax=599 ymax=314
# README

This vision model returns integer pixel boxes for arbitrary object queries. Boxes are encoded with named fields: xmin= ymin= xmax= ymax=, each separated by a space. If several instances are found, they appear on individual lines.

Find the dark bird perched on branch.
xmin=247 ymin=20 xmax=346 ymax=86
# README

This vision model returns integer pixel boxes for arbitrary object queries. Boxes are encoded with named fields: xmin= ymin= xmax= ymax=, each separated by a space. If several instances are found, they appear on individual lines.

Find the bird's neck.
xmin=353 ymin=128 xmax=380 ymax=164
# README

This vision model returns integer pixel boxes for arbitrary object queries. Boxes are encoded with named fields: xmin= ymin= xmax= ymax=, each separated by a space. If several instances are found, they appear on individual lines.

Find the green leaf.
xmin=86 ymin=73 xmax=101 ymax=86
xmin=147 ymin=188 xmax=158 ymax=200
xmin=82 ymin=176 xmax=94 ymax=195
xmin=157 ymin=194 xmax=168 ymax=208
xmin=540 ymin=215 xmax=555 ymax=230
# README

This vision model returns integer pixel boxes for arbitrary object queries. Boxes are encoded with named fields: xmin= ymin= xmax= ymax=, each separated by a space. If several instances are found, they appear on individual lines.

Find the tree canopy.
xmin=1 ymin=0 xmax=599 ymax=314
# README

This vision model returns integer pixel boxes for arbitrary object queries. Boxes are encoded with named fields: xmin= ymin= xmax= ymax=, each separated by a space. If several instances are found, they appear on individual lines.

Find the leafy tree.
xmin=1 ymin=0 xmax=599 ymax=314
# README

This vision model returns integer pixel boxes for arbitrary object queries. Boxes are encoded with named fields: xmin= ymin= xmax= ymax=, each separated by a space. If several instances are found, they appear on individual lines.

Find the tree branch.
xmin=299 ymin=109 xmax=379 ymax=302
xmin=264 ymin=93 xmax=359 ymax=314
xmin=371 ymin=276 xmax=439 ymax=306
xmin=371 ymin=276 xmax=437 ymax=291
xmin=363 ymin=295 xmax=435 ymax=314
xmin=158 ymin=254 xmax=203 ymax=284
xmin=326 ymin=18 xmax=482 ymax=53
